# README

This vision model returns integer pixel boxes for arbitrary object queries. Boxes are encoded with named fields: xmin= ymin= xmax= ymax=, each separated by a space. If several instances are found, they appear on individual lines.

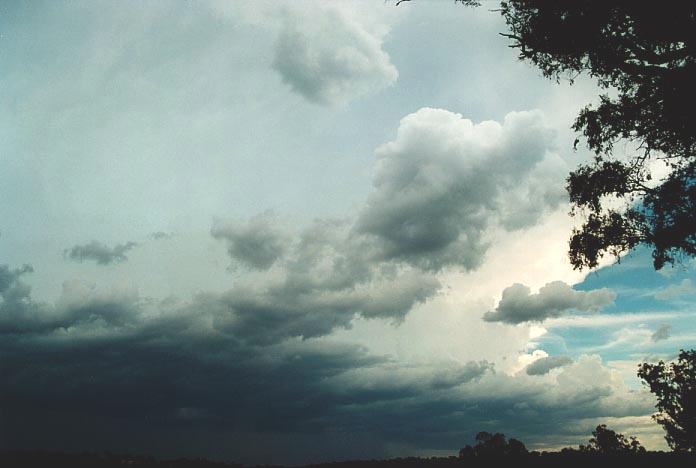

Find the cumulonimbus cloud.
xmin=483 ymin=281 xmax=616 ymax=324
xmin=205 ymin=108 xmax=568 ymax=343
xmin=2 ymin=106 xmax=621 ymax=462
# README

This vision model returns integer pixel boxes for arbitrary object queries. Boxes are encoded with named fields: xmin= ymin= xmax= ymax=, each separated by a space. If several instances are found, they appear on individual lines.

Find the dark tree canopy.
xmin=500 ymin=1 xmax=696 ymax=270
xmin=579 ymin=424 xmax=645 ymax=454
xmin=459 ymin=432 xmax=528 ymax=457
xmin=639 ymin=350 xmax=696 ymax=452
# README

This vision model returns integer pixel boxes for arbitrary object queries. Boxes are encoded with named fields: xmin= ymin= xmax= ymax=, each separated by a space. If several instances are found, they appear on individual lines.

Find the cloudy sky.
xmin=1 ymin=1 xmax=695 ymax=465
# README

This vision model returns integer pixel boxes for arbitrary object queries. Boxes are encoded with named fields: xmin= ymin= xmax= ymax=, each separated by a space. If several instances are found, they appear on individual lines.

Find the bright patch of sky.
xmin=551 ymin=248 xmax=696 ymax=372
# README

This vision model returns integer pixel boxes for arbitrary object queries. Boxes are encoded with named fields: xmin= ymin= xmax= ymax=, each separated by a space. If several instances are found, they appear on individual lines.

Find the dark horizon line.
xmin=2 ymin=448 xmax=693 ymax=468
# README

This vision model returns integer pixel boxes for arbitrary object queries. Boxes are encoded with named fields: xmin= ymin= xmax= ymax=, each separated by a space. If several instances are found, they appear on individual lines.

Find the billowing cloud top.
xmin=357 ymin=108 xmax=565 ymax=271
xmin=484 ymin=281 xmax=616 ymax=324
xmin=204 ymin=108 xmax=568 ymax=344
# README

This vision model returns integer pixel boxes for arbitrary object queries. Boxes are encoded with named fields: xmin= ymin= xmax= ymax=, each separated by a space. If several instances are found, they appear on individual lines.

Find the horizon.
xmin=1 ymin=1 xmax=695 ymax=466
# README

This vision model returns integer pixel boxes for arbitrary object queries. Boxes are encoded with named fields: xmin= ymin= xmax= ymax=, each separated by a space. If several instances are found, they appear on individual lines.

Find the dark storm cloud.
xmin=207 ymin=217 xmax=440 ymax=345
xmin=0 ymin=264 xmax=138 ymax=334
xmin=526 ymin=356 xmax=573 ymax=375
xmin=64 ymin=240 xmax=138 ymax=265
xmin=355 ymin=109 xmax=565 ymax=272
xmin=0 ymin=262 xmax=653 ymax=464
xmin=483 ymin=281 xmax=616 ymax=324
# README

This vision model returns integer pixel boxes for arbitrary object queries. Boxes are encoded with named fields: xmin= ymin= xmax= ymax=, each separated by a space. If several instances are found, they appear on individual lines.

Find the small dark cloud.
xmin=0 ymin=263 xmax=33 ymax=293
xmin=483 ymin=281 xmax=615 ymax=324
xmin=211 ymin=212 xmax=290 ymax=270
xmin=150 ymin=231 xmax=176 ymax=240
xmin=64 ymin=240 xmax=138 ymax=265
xmin=651 ymin=324 xmax=671 ymax=342
xmin=526 ymin=356 xmax=573 ymax=375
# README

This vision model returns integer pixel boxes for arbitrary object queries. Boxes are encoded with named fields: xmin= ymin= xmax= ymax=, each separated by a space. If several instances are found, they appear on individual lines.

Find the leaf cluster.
xmin=500 ymin=1 xmax=696 ymax=270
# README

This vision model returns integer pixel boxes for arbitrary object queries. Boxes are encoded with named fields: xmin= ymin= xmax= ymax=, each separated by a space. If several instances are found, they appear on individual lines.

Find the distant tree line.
xmin=458 ymin=424 xmax=646 ymax=459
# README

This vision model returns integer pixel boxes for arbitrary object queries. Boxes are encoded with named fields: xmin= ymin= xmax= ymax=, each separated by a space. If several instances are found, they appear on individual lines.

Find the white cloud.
xmin=484 ymin=281 xmax=615 ymax=324
xmin=356 ymin=108 xmax=565 ymax=271
xmin=526 ymin=355 xmax=574 ymax=375
xmin=545 ymin=311 xmax=685 ymax=328
xmin=654 ymin=278 xmax=696 ymax=300
xmin=272 ymin=2 xmax=399 ymax=106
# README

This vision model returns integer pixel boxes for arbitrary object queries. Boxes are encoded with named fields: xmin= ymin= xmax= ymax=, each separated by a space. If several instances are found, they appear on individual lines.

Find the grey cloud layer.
xmin=0 ymin=271 xmax=653 ymax=463
xmin=209 ymin=218 xmax=440 ymax=345
xmin=272 ymin=4 xmax=398 ymax=105
xmin=484 ymin=281 xmax=616 ymax=324
xmin=64 ymin=240 xmax=138 ymax=265
xmin=526 ymin=356 xmax=574 ymax=375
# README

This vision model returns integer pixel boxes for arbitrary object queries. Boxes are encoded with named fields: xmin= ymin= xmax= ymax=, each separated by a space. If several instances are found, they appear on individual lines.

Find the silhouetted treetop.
xmin=459 ymin=432 xmax=528 ymax=458
xmin=639 ymin=349 xmax=696 ymax=452
xmin=580 ymin=424 xmax=645 ymax=454
xmin=500 ymin=1 xmax=696 ymax=270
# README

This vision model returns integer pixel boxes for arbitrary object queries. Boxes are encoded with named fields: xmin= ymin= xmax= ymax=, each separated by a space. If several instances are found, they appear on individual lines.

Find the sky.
xmin=1 ymin=1 xmax=695 ymax=465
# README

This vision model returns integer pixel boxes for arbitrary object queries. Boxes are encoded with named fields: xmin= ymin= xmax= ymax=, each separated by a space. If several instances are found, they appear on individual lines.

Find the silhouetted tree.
xmin=499 ymin=1 xmax=696 ymax=270
xmin=474 ymin=432 xmax=507 ymax=456
xmin=457 ymin=445 xmax=474 ymax=459
xmin=579 ymin=424 xmax=645 ymax=454
xmin=506 ymin=438 xmax=528 ymax=456
xmin=638 ymin=349 xmax=696 ymax=451
xmin=463 ymin=432 xmax=527 ymax=457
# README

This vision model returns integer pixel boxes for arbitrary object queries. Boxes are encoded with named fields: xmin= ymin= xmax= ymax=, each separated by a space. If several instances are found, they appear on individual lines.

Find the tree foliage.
xmin=579 ymin=424 xmax=645 ymax=454
xmin=638 ymin=350 xmax=696 ymax=452
xmin=459 ymin=432 xmax=528 ymax=457
xmin=500 ymin=1 xmax=696 ymax=270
